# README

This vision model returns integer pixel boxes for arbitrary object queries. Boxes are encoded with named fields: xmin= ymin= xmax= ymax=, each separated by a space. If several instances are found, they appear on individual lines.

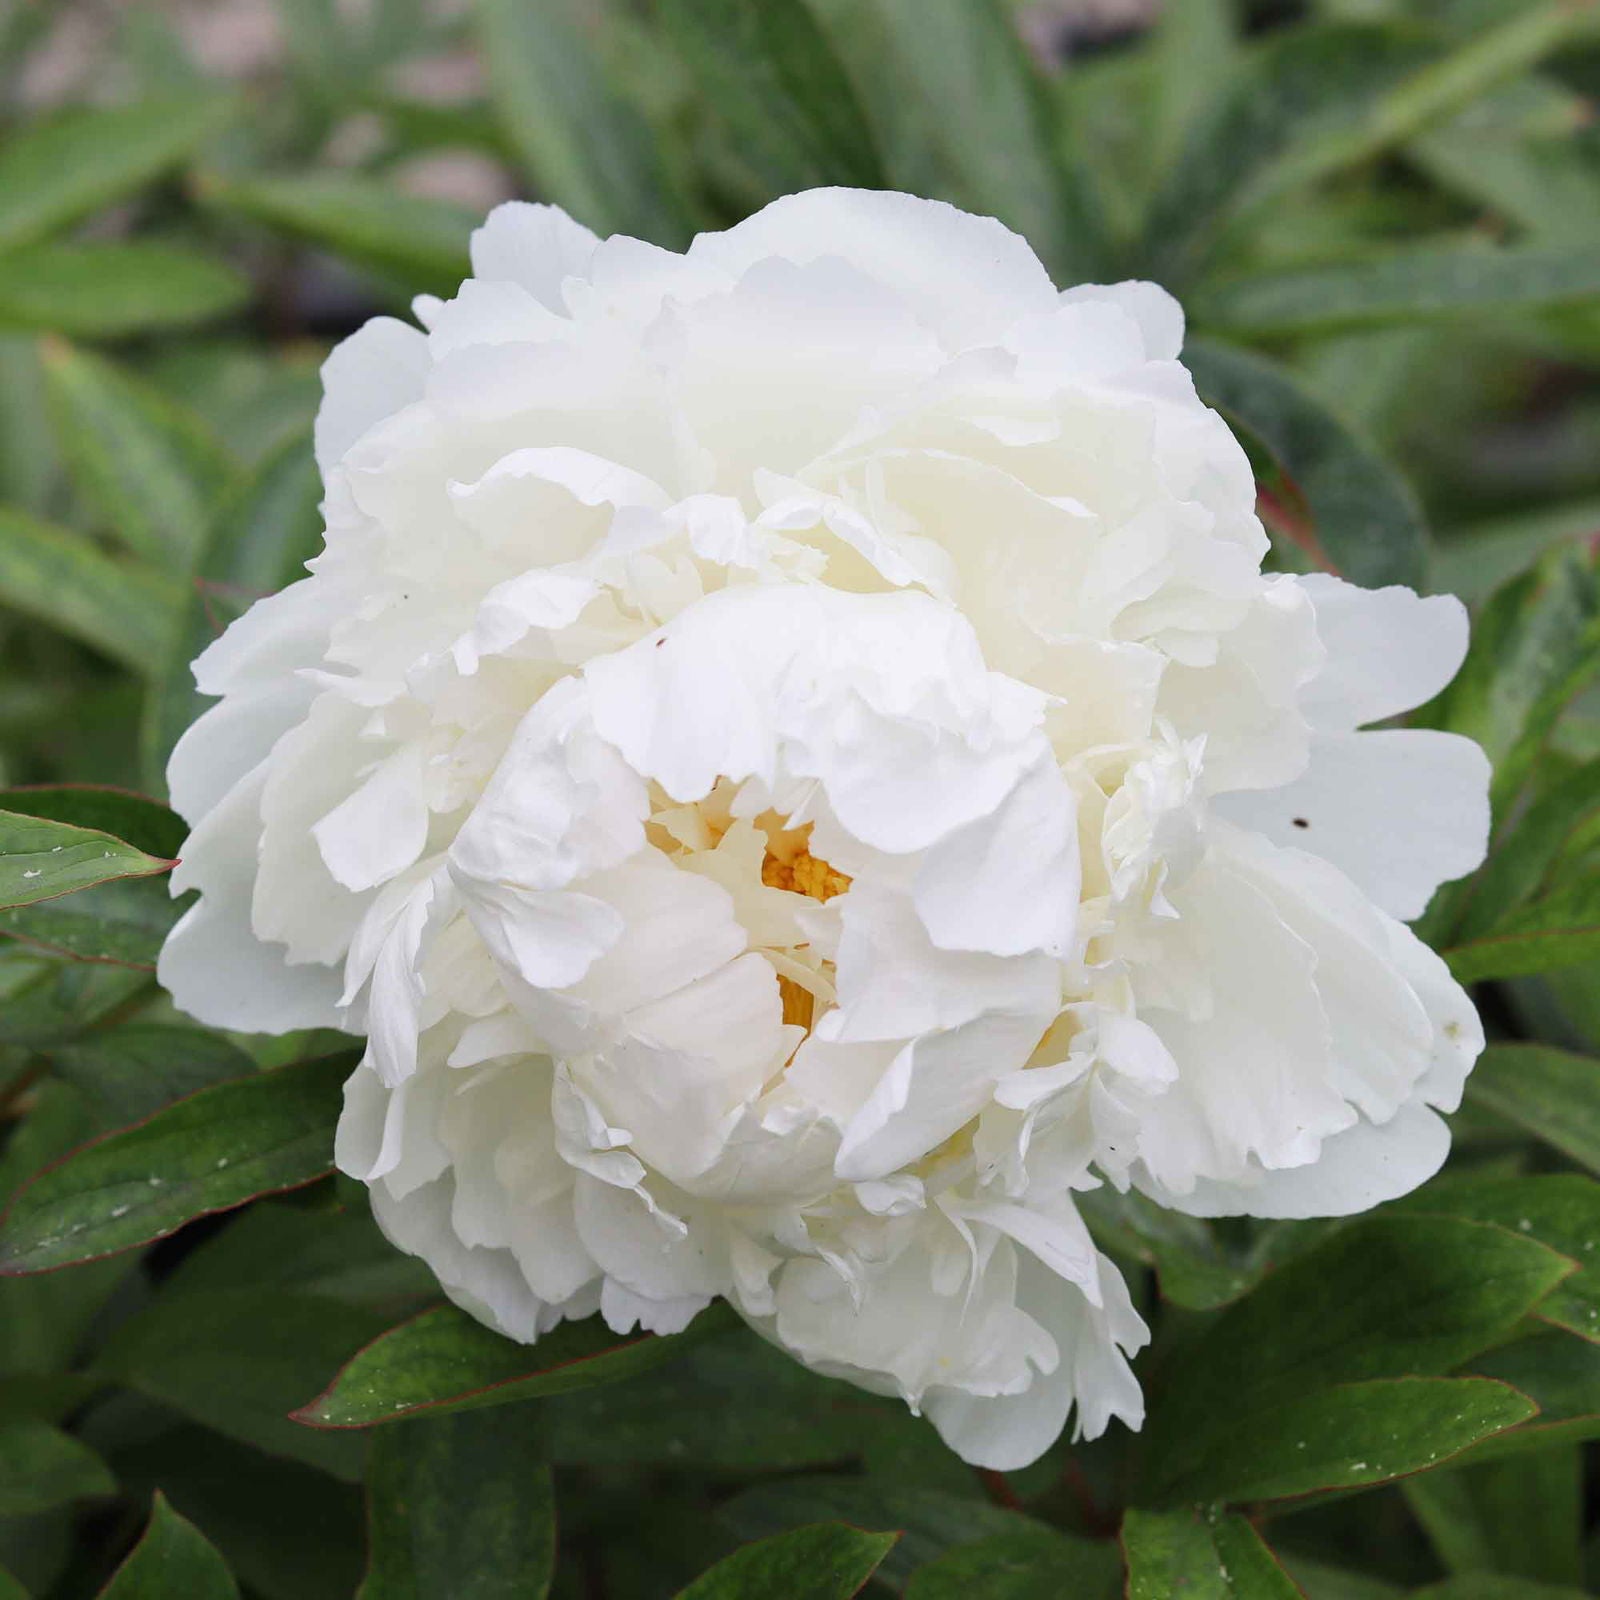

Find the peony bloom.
xmin=159 ymin=189 xmax=1489 ymax=1469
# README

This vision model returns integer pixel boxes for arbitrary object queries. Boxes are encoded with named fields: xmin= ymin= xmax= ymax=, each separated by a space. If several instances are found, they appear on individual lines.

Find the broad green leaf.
xmin=1445 ymin=758 xmax=1600 ymax=945
xmin=1464 ymin=1044 xmax=1600 ymax=1176
xmin=852 ymin=0 xmax=1104 ymax=281
xmin=1437 ymin=498 xmax=1600 ymax=605
xmin=0 ymin=951 xmax=149 ymax=1055
xmin=1123 ymin=1507 xmax=1301 ymax=1598
xmin=0 ymin=244 xmax=248 ymax=338
xmin=0 ymin=875 xmax=181 ymax=968
xmin=0 ymin=1420 xmax=113 ymax=1516
xmin=1392 ymin=1174 xmax=1600 ymax=1345
xmin=676 ymin=1525 xmax=897 ymax=1600
xmin=0 ymin=787 xmax=184 ymax=859
xmin=904 ymin=1526 xmax=1123 ymax=1599
xmin=1148 ymin=1376 xmax=1535 ymax=1505
xmin=0 ymin=507 xmax=181 ymax=670
xmin=522 ymin=1329 xmax=884 ymax=1469
xmin=1078 ymin=1187 xmax=1260 ymax=1310
xmin=1194 ymin=245 xmax=1600 ymax=337
xmin=0 ymin=1053 xmax=352 ymax=1274
xmin=48 ymin=1027 xmax=256 ymax=1127
xmin=720 ymin=1481 xmax=1042 ymax=1590
xmin=1445 ymin=875 xmax=1600 ymax=982
xmin=1139 ymin=1214 xmax=1570 ymax=1496
xmin=94 ymin=1288 xmax=391 ymax=1481
xmin=0 ymin=1565 xmax=22 ymax=1600
xmin=1425 ymin=548 xmax=1600 ymax=818
xmin=0 ymin=94 xmax=235 ymax=252
xmin=1403 ymin=1446 xmax=1582 ymax=1587
xmin=294 ymin=1301 xmax=739 ymax=1427
xmin=42 ymin=340 xmax=240 ymax=576
xmin=144 ymin=430 xmax=324 ymax=786
xmin=1184 ymin=337 xmax=1427 ymax=590
xmin=0 ymin=808 xmax=173 ymax=911
xmin=657 ymin=0 xmax=882 ymax=193
xmin=476 ymin=0 xmax=694 ymax=245
xmin=201 ymin=174 xmax=474 ymax=298
xmin=111 ymin=1423 xmax=361 ymax=1600
xmin=360 ymin=1409 xmax=556 ymax=1599
xmin=1455 ymin=1331 xmax=1600 ymax=1461
xmin=97 ymin=1494 xmax=238 ymax=1600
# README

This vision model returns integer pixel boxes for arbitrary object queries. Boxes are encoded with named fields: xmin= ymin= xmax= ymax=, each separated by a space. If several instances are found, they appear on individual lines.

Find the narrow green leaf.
xmin=1445 ymin=875 xmax=1600 ymax=982
xmin=294 ymin=1301 xmax=739 ymax=1427
xmin=0 ymin=243 xmax=249 ymax=338
xmin=853 ymin=0 xmax=1104 ymax=281
xmin=0 ymin=1053 xmax=353 ymax=1274
xmin=95 ymin=1288 xmax=391 ymax=1482
xmin=476 ymin=0 xmax=694 ymax=245
xmin=1185 ymin=337 xmax=1427 ymax=590
xmin=1123 ymin=1507 xmax=1301 ymax=1598
xmin=1464 ymin=1044 xmax=1600 ymax=1176
xmin=676 ymin=1526 xmax=897 ymax=1600
xmin=1410 ymin=1578 xmax=1590 ymax=1600
xmin=0 ymin=1419 xmax=114 ymax=1515
xmin=1149 ymin=0 xmax=1240 ymax=172
xmin=904 ymin=1526 xmax=1124 ymax=1599
xmin=1143 ymin=1214 xmax=1568 ymax=1497
xmin=1151 ymin=1376 xmax=1535 ymax=1506
xmin=0 ymin=94 xmax=235 ymax=252
xmin=1437 ymin=497 xmax=1600 ymax=606
xmin=42 ymin=340 xmax=240 ymax=575
xmin=0 ymin=506 xmax=181 ymax=670
xmin=1195 ymin=245 xmax=1600 ymax=338
xmin=97 ymin=1494 xmax=238 ymax=1600
xmin=657 ymin=0 xmax=882 ymax=193
xmin=0 ymin=808 xmax=173 ymax=911
xmin=48 ymin=1026 xmax=256 ymax=1126
xmin=719 ymin=1481 xmax=1042 ymax=1590
xmin=360 ymin=1409 xmax=556 ymax=1599
xmin=201 ymin=173 xmax=474 ymax=298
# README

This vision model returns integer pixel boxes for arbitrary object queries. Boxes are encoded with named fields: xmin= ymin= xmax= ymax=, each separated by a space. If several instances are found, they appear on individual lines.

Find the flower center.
xmin=760 ymin=842 xmax=852 ymax=903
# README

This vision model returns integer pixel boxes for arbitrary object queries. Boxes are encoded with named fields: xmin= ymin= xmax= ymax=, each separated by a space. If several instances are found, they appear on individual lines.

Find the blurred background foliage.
xmin=3 ymin=0 xmax=1600 ymax=1596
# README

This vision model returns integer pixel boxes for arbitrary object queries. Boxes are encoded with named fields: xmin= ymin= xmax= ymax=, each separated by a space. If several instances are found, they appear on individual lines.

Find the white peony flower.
xmin=159 ymin=189 xmax=1489 ymax=1470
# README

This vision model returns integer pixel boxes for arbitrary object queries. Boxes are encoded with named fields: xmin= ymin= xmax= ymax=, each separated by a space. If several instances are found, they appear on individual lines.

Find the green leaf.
xmin=1078 ymin=1187 xmax=1262 ymax=1310
xmin=903 ymin=1526 xmax=1124 ymax=1600
xmin=0 ymin=808 xmax=174 ymax=911
xmin=656 ymin=0 xmax=882 ymax=193
xmin=1425 ymin=548 xmax=1600 ymax=819
xmin=0 ymin=244 xmax=249 ymax=338
xmin=0 ymin=1565 xmax=23 ymax=1600
xmin=1445 ymin=874 xmax=1600 ymax=983
xmin=0 ymin=1420 xmax=114 ymax=1516
xmin=1148 ymin=0 xmax=1239 ymax=173
xmin=476 ymin=0 xmax=694 ymax=245
xmin=1142 ymin=10 xmax=1595 ymax=282
xmin=42 ymin=340 xmax=240 ymax=576
xmin=1456 ymin=1331 xmax=1600 ymax=1461
xmin=201 ymin=174 xmax=474 ymax=299
xmin=360 ymin=1409 xmax=556 ymax=1599
xmin=1403 ymin=1446 xmax=1582 ymax=1587
xmin=1194 ymin=245 xmax=1600 ymax=338
xmin=47 ymin=1027 xmax=257 ymax=1127
xmin=0 ymin=1053 xmax=353 ymax=1274
xmin=1148 ymin=1376 xmax=1535 ymax=1505
xmin=0 ymin=94 xmax=235 ymax=253
xmin=293 ymin=1301 xmax=739 ymax=1427
xmin=0 ymin=787 xmax=184 ymax=859
xmin=1409 ymin=1579 xmax=1590 ymax=1600
xmin=1139 ymin=1215 xmax=1570 ymax=1499
xmin=852 ymin=0 xmax=1104 ymax=281
xmin=1123 ymin=1507 xmax=1302 ymax=1598
xmin=1463 ymin=1044 xmax=1600 ymax=1176
xmin=97 ymin=1494 xmax=238 ymax=1600
xmin=719 ymin=1481 xmax=1042 ymax=1590
xmin=0 ymin=506 xmax=182 ymax=671
xmin=676 ymin=1525 xmax=897 ymax=1600
xmin=1184 ymin=337 xmax=1427 ymax=590
xmin=1391 ymin=1174 xmax=1600 ymax=1345
xmin=94 ymin=1288 xmax=391 ymax=1481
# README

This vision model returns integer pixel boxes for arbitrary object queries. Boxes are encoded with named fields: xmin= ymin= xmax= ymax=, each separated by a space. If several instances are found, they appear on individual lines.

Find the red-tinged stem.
xmin=1257 ymin=480 xmax=1340 ymax=576
xmin=977 ymin=1466 xmax=1024 ymax=1511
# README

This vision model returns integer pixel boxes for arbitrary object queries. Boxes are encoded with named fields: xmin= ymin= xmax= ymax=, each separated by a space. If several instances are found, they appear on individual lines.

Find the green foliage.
xmin=0 ymin=0 xmax=1596 ymax=1594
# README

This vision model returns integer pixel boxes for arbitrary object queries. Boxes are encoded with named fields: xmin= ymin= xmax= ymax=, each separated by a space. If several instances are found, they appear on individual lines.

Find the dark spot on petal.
xmin=1292 ymin=817 xmax=1310 ymax=829
xmin=655 ymin=638 xmax=666 ymax=649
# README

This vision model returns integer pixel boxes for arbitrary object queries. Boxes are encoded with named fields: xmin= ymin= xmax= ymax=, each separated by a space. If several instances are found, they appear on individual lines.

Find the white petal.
xmin=469 ymin=200 xmax=599 ymax=310
xmin=315 ymin=317 xmax=430 ymax=471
